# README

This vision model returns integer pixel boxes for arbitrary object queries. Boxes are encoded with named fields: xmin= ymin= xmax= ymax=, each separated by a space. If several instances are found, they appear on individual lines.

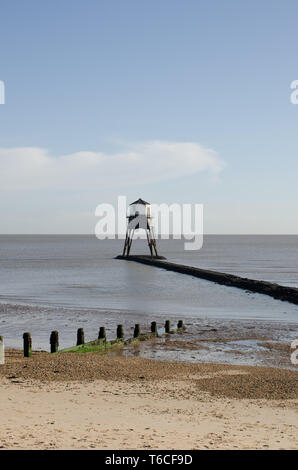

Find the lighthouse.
xmin=122 ymin=198 xmax=159 ymax=257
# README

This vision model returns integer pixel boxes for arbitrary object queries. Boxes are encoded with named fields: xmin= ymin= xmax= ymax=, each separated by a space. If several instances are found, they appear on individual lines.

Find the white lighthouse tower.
xmin=122 ymin=198 xmax=159 ymax=257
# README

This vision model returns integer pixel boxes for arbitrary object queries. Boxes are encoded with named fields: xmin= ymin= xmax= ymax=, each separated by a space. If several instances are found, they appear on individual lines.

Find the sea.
xmin=0 ymin=235 xmax=297 ymax=368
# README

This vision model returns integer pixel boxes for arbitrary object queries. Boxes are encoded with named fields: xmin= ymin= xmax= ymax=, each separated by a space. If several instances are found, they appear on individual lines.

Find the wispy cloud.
xmin=0 ymin=141 xmax=225 ymax=191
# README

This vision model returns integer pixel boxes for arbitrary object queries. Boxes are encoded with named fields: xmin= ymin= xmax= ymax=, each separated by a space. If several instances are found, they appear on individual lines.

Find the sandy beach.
xmin=0 ymin=350 xmax=297 ymax=450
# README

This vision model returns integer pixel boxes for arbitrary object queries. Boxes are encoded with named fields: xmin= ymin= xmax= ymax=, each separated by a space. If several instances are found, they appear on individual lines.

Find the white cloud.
xmin=0 ymin=141 xmax=225 ymax=191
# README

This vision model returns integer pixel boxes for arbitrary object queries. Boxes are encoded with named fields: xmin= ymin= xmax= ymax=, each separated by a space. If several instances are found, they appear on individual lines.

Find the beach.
xmin=0 ymin=236 xmax=297 ymax=450
xmin=0 ymin=350 xmax=297 ymax=450
xmin=2 ymin=0 xmax=298 ymax=454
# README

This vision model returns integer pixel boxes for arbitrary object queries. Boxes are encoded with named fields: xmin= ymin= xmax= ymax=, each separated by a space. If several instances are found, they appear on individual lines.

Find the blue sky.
xmin=0 ymin=0 xmax=298 ymax=233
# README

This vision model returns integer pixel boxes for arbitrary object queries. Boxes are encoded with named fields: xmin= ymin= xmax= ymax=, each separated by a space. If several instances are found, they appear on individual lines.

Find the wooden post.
xmin=98 ymin=327 xmax=106 ymax=342
xmin=165 ymin=320 xmax=171 ymax=333
xmin=177 ymin=320 xmax=184 ymax=329
xmin=151 ymin=321 xmax=157 ymax=334
xmin=23 ymin=332 xmax=32 ymax=357
xmin=0 ymin=336 xmax=4 ymax=364
xmin=77 ymin=328 xmax=85 ymax=346
xmin=134 ymin=324 xmax=141 ymax=338
xmin=50 ymin=331 xmax=59 ymax=353
xmin=117 ymin=324 xmax=124 ymax=340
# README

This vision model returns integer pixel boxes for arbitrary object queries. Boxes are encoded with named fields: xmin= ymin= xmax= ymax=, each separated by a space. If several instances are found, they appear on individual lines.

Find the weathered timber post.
xmin=134 ymin=324 xmax=141 ymax=338
xmin=50 ymin=331 xmax=59 ymax=353
xmin=177 ymin=320 xmax=184 ymax=329
xmin=77 ymin=328 xmax=85 ymax=346
xmin=117 ymin=324 xmax=124 ymax=340
xmin=0 ymin=336 xmax=4 ymax=364
xmin=98 ymin=327 xmax=106 ymax=342
xmin=23 ymin=332 xmax=32 ymax=357
xmin=165 ymin=320 xmax=171 ymax=333
xmin=151 ymin=321 xmax=157 ymax=334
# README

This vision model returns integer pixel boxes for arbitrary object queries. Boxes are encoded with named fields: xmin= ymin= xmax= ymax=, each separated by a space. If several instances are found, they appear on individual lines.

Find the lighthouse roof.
xmin=129 ymin=198 xmax=150 ymax=206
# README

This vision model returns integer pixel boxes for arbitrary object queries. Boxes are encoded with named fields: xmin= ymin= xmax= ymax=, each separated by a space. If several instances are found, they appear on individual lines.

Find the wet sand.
xmin=0 ymin=350 xmax=297 ymax=449
xmin=117 ymin=319 xmax=298 ymax=370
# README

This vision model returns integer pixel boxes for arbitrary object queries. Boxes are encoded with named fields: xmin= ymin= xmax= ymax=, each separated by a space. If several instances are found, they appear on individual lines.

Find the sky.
xmin=0 ymin=0 xmax=298 ymax=234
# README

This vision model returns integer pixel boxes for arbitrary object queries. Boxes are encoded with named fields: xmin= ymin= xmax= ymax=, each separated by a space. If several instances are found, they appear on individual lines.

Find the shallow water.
xmin=0 ymin=235 xmax=297 ymax=368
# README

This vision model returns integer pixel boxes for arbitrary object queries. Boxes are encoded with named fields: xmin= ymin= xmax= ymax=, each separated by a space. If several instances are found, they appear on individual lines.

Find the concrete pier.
xmin=116 ymin=255 xmax=298 ymax=305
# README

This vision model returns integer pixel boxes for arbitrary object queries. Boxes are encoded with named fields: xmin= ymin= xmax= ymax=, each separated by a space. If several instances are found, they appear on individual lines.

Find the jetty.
xmin=116 ymin=255 xmax=298 ymax=305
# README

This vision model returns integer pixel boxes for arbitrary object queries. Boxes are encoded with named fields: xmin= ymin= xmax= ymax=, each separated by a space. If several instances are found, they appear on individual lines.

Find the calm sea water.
xmin=0 ymin=235 xmax=297 ymax=360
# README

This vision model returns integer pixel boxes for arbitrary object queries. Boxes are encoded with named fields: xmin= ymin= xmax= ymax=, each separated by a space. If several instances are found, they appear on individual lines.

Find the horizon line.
xmin=0 ymin=233 xmax=297 ymax=237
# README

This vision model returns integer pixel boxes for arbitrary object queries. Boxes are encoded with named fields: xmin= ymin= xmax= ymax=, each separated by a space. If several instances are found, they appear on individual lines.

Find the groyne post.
xmin=0 ymin=336 xmax=4 ymax=364
xmin=98 ymin=327 xmax=106 ymax=342
xmin=177 ymin=320 xmax=184 ymax=329
xmin=77 ymin=328 xmax=85 ymax=346
xmin=134 ymin=324 xmax=141 ymax=338
xmin=50 ymin=331 xmax=59 ymax=353
xmin=23 ymin=332 xmax=32 ymax=357
xmin=151 ymin=321 xmax=157 ymax=334
xmin=165 ymin=320 xmax=171 ymax=334
xmin=117 ymin=324 xmax=124 ymax=340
